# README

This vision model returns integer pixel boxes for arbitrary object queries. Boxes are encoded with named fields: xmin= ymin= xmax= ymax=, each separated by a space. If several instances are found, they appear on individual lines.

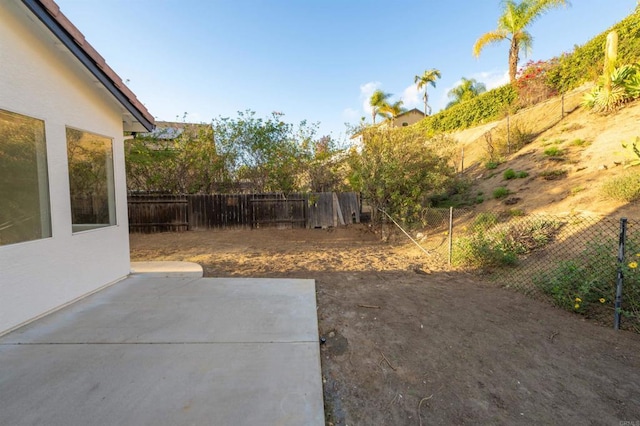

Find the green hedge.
xmin=416 ymin=8 xmax=640 ymax=135
xmin=547 ymin=7 xmax=640 ymax=93
xmin=418 ymin=84 xmax=518 ymax=134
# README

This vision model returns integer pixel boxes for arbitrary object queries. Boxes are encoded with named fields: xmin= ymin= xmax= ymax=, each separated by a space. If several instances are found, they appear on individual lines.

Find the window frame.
xmin=0 ymin=108 xmax=52 ymax=246
xmin=65 ymin=126 xmax=117 ymax=233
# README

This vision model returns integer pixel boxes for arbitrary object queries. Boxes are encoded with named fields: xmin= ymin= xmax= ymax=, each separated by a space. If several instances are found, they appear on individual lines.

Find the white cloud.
xmin=401 ymin=84 xmax=421 ymax=110
xmin=359 ymin=81 xmax=381 ymax=117
xmin=470 ymin=70 xmax=510 ymax=91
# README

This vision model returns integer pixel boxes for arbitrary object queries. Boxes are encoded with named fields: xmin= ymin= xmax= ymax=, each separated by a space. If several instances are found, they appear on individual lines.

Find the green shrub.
xmin=485 ymin=161 xmax=500 ymax=170
xmin=493 ymin=187 xmax=510 ymax=199
xmin=601 ymin=171 xmax=640 ymax=201
xmin=503 ymin=168 xmax=516 ymax=180
xmin=471 ymin=212 xmax=499 ymax=231
xmin=544 ymin=146 xmax=563 ymax=157
xmin=453 ymin=217 xmax=561 ymax=269
xmin=570 ymin=138 xmax=588 ymax=147
xmin=503 ymin=169 xmax=529 ymax=180
xmin=533 ymin=235 xmax=640 ymax=331
xmin=453 ymin=232 xmax=518 ymax=268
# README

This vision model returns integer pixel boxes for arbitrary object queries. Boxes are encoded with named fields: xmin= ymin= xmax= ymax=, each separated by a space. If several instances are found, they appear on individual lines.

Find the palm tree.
xmin=414 ymin=69 xmax=441 ymax=116
xmin=380 ymin=100 xmax=407 ymax=124
xmin=473 ymin=0 xmax=569 ymax=83
xmin=446 ymin=78 xmax=487 ymax=108
xmin=369 ymin=90 xmax=392 ymax=124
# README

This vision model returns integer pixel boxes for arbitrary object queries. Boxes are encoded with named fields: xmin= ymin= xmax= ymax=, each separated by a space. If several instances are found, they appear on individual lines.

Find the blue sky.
xmin=56 ymin=0 xmax=637 ymax=143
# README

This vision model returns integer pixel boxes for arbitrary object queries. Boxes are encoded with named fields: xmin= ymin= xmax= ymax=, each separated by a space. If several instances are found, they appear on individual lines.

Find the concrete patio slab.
xmin=0 ymin=272 xmax=324 ymax=426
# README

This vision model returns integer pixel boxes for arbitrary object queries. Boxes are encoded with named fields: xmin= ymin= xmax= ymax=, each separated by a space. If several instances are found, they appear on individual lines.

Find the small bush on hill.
xmin=493 ymin=187 xmax=510 ymax=199
xmin=544 ymin=146 xmax=563 ymax=157
xmin=453 ymin=217 xmax=561 ymax=269
xmin=503 ymin=168 xmax=529 ymax=180
xmin=570 ymin=139 xmax=588 ymax=147
xmin=503 ymin=168 xmax=517 ymax=180
xmin=600 ymin=171 xmax=640 ymax=201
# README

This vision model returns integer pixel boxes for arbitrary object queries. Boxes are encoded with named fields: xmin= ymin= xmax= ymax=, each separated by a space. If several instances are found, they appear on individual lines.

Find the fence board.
xmin=129 ymin=192 xmax=360 ymax=232
xmin=250 ymin=194 xmax=306 ymax=229
xmin=128 ymin=194 xmax=188 ymax=233
xmin=338 ymin=192 xmax=360 ymax=224
xmin=307 ymin=193 xmax=334 ymax=229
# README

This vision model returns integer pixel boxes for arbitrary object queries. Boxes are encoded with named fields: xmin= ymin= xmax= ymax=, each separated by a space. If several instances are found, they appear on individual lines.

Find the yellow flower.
xmin=636 ymin=253 xmax=640 ymax=257
xmin=574 ymin=304 xmax=580 ymax=309
xmin=575 ymin=297 xmax=582 ymax=303
xmin=599 ymin=298 xmax=606 ymax=303
xmin=629 ymin=261 xmax=638 ymax=269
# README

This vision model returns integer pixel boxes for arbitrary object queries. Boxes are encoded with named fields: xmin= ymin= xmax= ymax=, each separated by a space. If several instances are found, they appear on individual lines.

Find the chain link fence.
xmin=390 ymin=207 xmax=639 ymax=333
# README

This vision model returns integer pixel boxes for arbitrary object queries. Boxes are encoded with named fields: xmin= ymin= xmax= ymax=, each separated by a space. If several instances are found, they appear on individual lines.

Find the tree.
xmin=379 ymin=100 xmax=407 ymax=123
xmin=213 ymin=111 xmax=312 ymax=193
xmin=126 ymin=123 xmax=224 ymax=194
xmin=369 ymin=90 xmax=392 ymax=124
xmin=303 ymin=135 xmax=349 ymax=192
xmin=473 ymin=0 xmax=569 ymax=83
xmin=446 ymin=78 xmax=487 ymax=108
xmin=348 ymin=126 xmax=456 ymax=223
xmin=414 ymin=69 xmax=441 ymax=116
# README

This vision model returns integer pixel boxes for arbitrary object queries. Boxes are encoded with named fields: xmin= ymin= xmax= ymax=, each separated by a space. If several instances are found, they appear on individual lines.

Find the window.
xmin=66 ymin=128 xmax=116 ymax=232
xmin=0 ymin=109 xmax=51 ymax=246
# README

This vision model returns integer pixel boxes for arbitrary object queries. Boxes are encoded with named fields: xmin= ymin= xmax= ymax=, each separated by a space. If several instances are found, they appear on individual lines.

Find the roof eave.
xmin=20 ymin=0 xmax=155 ymax=132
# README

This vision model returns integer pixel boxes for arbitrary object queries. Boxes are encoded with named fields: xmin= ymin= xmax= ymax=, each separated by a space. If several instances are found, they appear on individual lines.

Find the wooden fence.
xmin=128 ymin=192 xmax=361 ymax=233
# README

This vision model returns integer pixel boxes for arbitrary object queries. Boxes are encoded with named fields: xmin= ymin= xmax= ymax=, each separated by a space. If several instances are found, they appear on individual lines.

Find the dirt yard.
xmin=130 ymin=226 xmax=640 ymax=425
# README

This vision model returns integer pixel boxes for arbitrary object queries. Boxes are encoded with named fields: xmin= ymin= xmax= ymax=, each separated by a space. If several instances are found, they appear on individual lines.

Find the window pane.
xmin=66 ymin=128 xmax=116 ymax=232
xmin=0 ymin=109 xmax=51 ymax=246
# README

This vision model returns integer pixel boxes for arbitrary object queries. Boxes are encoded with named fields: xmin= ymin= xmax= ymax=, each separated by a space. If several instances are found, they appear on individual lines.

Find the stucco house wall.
xmin=391 ymin=109 xmax=425 ymax=127
xmin=0 ymin=1 xmax=153 ymax=334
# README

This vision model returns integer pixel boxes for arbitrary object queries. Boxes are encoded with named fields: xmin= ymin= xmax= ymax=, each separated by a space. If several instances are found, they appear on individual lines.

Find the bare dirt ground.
xmin=130 ymin=226 xmax=640 ymax=425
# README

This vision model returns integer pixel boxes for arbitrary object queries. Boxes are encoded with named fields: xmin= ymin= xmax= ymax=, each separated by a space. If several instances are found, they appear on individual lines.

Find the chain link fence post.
xmin=615 ymin=217 xmax=627 ymax=330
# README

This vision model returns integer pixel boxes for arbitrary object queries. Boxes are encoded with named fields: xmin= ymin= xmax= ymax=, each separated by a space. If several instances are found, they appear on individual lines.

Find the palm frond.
xmin=473 ymin=31 xmax=508 ymax=57
xmin=516 ymin=31 xmax=533 ymax=56
xmin=415 ymin=69 xmax=441 ymax=89
xmin=524 ymin=0 xmax=570 ymax=27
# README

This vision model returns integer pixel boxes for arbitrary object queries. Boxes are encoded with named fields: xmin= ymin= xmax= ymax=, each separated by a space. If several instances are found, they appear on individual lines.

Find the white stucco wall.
xmin=0 ymin=1 xmax=131 ymax=334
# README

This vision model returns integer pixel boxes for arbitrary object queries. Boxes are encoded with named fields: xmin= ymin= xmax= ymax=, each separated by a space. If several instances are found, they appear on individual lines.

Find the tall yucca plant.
xmin=583 ymin=30 xmax=640 ymax=113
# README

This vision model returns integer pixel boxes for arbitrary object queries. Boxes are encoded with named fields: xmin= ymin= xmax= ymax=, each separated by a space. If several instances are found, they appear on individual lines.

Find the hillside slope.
xmin=450 ymin=90 xmax=640 ymax=218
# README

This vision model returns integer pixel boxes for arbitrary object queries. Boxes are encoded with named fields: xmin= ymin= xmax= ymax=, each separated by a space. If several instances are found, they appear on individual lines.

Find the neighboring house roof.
xmin=21 ymin=0 xmax=155 ymax=132
xmin=138 ymin=121 xmax=212 ymax=140
xmin=394 ymin=108 xmax=425 ymax=120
